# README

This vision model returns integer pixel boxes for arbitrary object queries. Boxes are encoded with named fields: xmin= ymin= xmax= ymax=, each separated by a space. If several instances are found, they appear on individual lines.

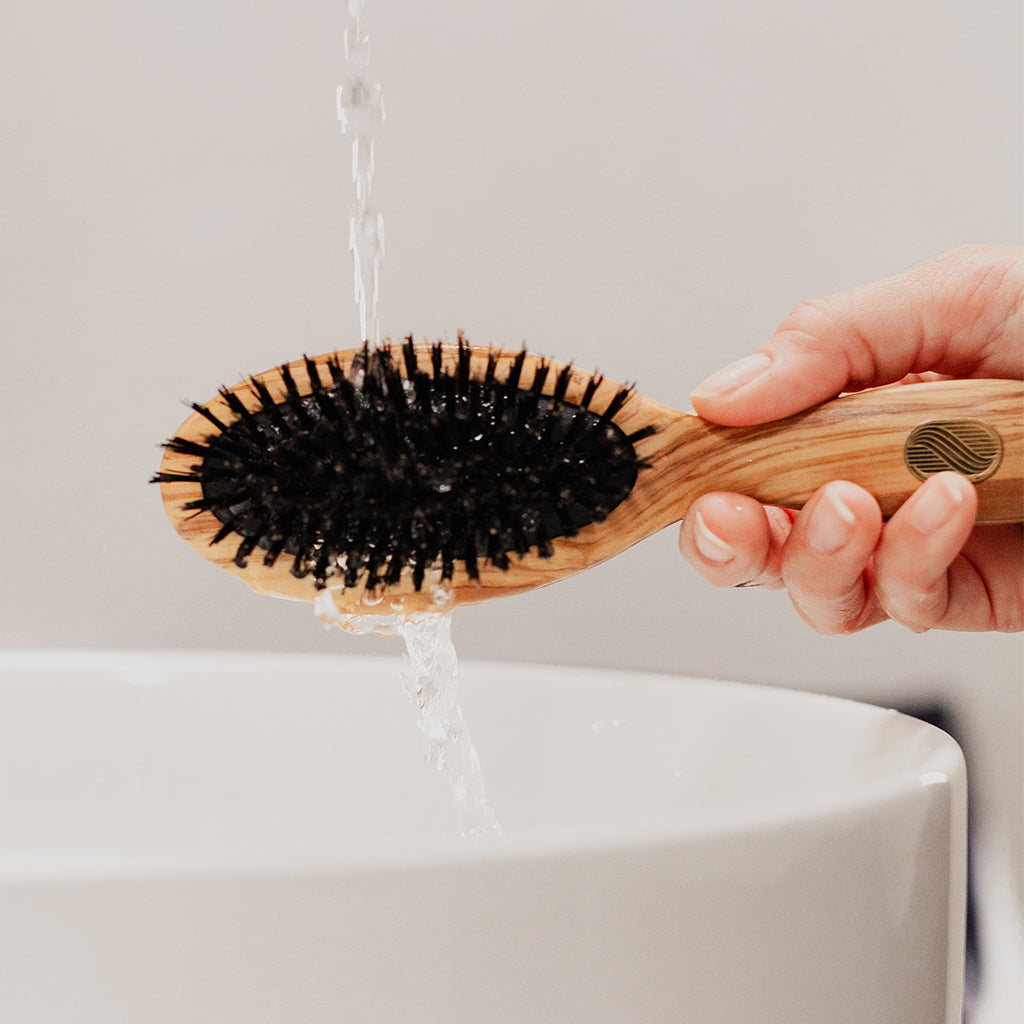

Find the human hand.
xmin=678 ymin=244 xmax=1023 ymax=633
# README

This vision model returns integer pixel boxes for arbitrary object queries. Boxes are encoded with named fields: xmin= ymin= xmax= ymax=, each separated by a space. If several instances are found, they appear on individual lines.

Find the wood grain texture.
xmin=158 ymin=343 xmax=1023 ymax=614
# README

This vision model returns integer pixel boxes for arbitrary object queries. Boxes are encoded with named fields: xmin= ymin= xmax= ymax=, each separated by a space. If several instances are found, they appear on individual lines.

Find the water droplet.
xmin=337 ymin=78 xmax=385 ymax=143
xmin=344 ymin=25 xmax=371 ymax=67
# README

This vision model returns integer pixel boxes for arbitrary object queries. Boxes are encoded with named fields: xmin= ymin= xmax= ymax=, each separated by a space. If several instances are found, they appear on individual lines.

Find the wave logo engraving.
xmin=904 ymin=420 xmax=1003 ymax=482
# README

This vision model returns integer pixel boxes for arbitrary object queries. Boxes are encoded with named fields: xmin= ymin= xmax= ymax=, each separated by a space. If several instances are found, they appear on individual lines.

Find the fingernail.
xmin=691 ymin=353 xmax=771 ymax=400
xmin=806 ymin=486 xmax=856 ymax=555
xmin=911 ymin=474 xmax=967 ymax=534
xmin=693 ymin=510 xmax=735 ymax=564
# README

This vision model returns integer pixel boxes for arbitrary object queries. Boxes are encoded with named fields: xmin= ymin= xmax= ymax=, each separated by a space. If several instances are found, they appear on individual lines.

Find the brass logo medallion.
xmin=904 ymin=420 xmax=1003 ymax=482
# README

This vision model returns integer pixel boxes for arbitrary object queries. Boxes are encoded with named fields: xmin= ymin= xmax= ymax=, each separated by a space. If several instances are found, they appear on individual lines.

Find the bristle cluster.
xmin=154 ymin=338 xmax=655 ymax=593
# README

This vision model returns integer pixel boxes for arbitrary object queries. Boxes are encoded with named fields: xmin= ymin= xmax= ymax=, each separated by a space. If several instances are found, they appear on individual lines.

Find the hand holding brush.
xmin=154 ymin=248 xmax=1022 ymax=623
xmin=680 ymin=244 xmax=1024 ymax=634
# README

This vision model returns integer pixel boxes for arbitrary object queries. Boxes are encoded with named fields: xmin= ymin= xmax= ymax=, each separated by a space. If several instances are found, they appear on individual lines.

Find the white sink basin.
xmin=0 ymin=650 xmax=965 ymax=1023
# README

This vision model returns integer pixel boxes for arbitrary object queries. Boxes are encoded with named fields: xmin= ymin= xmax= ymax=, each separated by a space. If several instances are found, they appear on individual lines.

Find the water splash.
xmin=314 ymin=590 xmax=502 ymax=838
xmin=337 ymin=0 xmax=385 ymax=345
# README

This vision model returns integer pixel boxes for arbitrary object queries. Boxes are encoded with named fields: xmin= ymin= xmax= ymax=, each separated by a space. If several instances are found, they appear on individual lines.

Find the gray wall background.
xmin=3 ymin=0 xmax=1021 ymax=943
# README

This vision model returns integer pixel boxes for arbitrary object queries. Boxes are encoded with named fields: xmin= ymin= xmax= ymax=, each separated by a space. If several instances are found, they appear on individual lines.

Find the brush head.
xmin=154 ymin=337 xmax=657 ymax=612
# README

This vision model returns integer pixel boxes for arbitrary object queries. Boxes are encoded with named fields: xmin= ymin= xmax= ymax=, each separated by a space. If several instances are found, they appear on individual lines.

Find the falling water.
xmin=337 ymin=0 xmax=385 ymax=346
xmin=330 ymin=3 xmax=499 ymax=837
xmin=314 ymin=591 xmax=501 ymax=838
xmin=395 ymin=612 xmax=501 ymax=838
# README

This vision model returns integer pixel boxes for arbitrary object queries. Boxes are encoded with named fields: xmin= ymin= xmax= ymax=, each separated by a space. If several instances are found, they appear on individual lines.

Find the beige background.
xmin=2 ymin=0 xmax=1021 ymax=1002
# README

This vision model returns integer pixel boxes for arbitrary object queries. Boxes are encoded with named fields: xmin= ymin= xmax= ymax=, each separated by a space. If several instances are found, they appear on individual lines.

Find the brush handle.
xmin=664 ymin=378 xmax=1023 ymax=524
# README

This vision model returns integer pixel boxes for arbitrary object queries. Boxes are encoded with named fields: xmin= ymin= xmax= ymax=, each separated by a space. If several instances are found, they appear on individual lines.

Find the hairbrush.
xmin=154 ymin=337 xmax=1023 ymax=614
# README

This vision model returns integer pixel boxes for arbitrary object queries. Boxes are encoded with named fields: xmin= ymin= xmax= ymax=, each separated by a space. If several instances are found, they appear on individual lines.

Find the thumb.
xmin=690 ymin=244 xmax=1023 ymax=426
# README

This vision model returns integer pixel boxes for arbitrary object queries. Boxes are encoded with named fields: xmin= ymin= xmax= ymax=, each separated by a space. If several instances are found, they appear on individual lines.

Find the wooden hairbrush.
xmin=154 ymin=338 xmax=1024 ymax=614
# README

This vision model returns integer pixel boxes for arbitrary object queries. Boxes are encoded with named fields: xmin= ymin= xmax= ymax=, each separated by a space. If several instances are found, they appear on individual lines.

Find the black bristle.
xmin=190 ymin=402 xmax=229 ymax=433
xmin=580 ymin=373 xmax=603 ymax=410
xmin=218 ymin=387 xmax=255 ymax=427
xmin=505 ymin=349 xmax=527 ymax=394
xmin=151 ymin=470 xmax=197 ymax=485
xmin=457 ymin=338 xmax=472 ymax=395
xmin=402 ymin=335 xmax=419 ymax=377
xmin=533 ymin=522 xmax=554 ymax=559
xmin=552 ymin=363 xmax=572 ymax=404
xmin=304 ymin=356 xmax=326 ymax=397
xmin=440 ymin=543 xmax=455 ymax=582
xmin=163 ymin=437 xmax=213 ymax=460
xmin=233 ymin=535 xmax=259 ymax=567
xmin=262 ymin=533 xmax=289 ymax=567
xmin=529 ymin=362 xmax=550 ymax=396
xmin=599 ymin=385 xmax=632 ymax=425
xmin=248 ymin=376 xmax=285 ymax=429
xmin=384 ymin=547 xmax=405 ymax=585
xmin=460 ymin=510 xmax=480 ymax=580
xmin=326 ymin=354 xmax=348 ymax=390
xmin=442 ymin=366 xmax=459 ymax=419
xmin=279 ymin=363 xmax=314 ymax=429
xmin=483 ymin=349 xmax=498 ymax=390
xmin=156 ymin=340 xmax=655 ymax=591
xmin=627 ymin=424 xmax=658 ymax=444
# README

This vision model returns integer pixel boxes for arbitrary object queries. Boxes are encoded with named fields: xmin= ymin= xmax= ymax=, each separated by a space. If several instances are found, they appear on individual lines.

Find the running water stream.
xmin=314 ymin=591 xmax=501 ymax=838
xmin=332 ymin=3 xmax=500 ymax=836
xmin=337 ymin=0 xmax=385 ymax=347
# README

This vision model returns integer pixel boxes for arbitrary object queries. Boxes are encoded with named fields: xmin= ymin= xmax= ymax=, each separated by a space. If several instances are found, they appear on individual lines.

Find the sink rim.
xmin=0 ymin=648 xmax=964 ymax=882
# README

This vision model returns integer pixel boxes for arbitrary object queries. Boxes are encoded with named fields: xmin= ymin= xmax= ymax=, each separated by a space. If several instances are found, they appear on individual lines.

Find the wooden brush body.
xmin=158 ymin=343 xmax=1023 ymax=615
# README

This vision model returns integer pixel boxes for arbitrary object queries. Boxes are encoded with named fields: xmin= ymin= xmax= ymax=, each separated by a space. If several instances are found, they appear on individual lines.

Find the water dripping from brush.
xmin=314 ymin=589 xmax=502 ymax=838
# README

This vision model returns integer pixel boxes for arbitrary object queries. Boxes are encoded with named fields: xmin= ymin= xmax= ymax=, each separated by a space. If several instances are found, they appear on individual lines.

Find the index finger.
xmin=690 ymin=244 xmax=1023 ymax=426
